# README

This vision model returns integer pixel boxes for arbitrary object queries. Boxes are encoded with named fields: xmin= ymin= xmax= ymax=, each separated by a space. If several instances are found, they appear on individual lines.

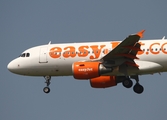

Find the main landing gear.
xmin=122 ymin=76 xmax=144 ymax=94
xmin=43 ymin=76 xmax=51 ymax=94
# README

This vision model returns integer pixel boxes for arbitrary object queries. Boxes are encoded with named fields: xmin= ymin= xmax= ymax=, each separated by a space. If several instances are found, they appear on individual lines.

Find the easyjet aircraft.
xmin=7 ymin=30 xmax=167 ymax=94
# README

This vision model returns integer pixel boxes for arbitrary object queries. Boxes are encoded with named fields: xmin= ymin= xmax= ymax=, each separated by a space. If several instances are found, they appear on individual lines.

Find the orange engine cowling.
xmin=73 ymin=62 xmax=100 ymax=79
xmin=72 ymin=62 xmax=112 ymax=79
xmin=90 ymin=76 xmax=117 ymax=88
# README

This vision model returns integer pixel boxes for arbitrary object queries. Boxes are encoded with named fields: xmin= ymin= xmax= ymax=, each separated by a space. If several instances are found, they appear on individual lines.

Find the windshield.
xmin=20 ymin=53 xmax=30 ymax=57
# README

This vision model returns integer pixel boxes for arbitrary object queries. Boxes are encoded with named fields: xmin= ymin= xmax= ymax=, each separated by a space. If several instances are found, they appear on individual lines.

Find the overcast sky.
xmin=1 ymin=0 xmax=167 ymax=120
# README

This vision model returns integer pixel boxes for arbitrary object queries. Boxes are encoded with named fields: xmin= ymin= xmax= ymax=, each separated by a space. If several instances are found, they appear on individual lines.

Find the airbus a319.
xmin=7 ymin=30 xmax=167 ymax=94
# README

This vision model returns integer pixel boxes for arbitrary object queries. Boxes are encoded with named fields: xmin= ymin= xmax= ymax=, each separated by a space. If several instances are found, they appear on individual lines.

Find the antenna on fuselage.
xmin=162 ymin=36 xmax=165 ymax=40
xmin=48 ymin=41 xmax=51 ymax=45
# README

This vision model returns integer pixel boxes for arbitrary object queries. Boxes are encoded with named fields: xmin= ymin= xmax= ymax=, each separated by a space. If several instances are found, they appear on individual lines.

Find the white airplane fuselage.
xmin=7 ymin=29 xmax=167 ymax=94
xmin=7 ymin=39 xmax=167 ymax=77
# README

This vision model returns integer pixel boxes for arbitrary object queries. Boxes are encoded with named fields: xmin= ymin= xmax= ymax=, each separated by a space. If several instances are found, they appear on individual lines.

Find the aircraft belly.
xmin=103 ymin=60 xmax=163 ymax=76
xmin=21 ymin=66 xmax=72 ymax=76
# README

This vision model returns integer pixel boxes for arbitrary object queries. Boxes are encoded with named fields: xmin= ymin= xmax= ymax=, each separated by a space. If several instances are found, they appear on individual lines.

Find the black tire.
xmin=133 ymin=83 xmax=144 ymax=94
xmin=122 ymin=79 xmax=133 ymax=88
xmin=43 ymin=87 xmax=50 ymax=93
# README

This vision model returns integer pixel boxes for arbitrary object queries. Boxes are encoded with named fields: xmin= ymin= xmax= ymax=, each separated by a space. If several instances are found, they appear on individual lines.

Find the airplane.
xmin=7 ymin=30 xmax=167 ymax=94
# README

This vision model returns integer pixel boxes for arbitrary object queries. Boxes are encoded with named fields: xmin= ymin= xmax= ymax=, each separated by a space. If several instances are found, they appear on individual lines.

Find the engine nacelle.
xmin=90 ymin=76 xmax=117 ymax=88
xmin=72 ymin=62 xmax=112 ymax=79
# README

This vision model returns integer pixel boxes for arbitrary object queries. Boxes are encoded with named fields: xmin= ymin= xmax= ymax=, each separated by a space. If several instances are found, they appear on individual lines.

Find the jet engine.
xmin=72 ymin=62 xmax=112 ymax=79
xmin=90 ymin=76 xmax=117 ymax=88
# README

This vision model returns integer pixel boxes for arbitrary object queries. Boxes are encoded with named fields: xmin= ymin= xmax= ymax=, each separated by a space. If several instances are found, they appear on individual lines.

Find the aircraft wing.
xmin=101 ymin=30 xmax=145 ymax=68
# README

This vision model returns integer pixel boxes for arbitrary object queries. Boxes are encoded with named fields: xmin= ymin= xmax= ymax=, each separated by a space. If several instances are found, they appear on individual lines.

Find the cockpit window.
xmin=20 ymin=53 xmax=25 ymax=57
xmin=20 ymin=53 xmax=30 ymax=57
xmin=26 ymin=53 xmax=30 ymax=57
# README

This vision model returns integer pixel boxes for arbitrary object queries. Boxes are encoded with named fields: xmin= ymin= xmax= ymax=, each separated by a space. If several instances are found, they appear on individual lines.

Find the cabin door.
xmin=39 ymin=47 xmax=48 ymax=63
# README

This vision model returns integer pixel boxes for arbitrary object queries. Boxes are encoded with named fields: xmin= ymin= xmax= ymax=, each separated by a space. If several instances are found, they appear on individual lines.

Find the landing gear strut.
xmin=43 ymin=76 xmax=51 ymax=93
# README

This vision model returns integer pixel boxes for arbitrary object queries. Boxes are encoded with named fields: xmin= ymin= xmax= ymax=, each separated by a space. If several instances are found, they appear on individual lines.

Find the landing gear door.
xmin=39 ymin=47 xmax=48 ymax=63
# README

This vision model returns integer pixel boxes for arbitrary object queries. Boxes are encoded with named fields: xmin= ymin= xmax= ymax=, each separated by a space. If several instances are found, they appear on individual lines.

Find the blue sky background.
xmin=1 ymin=0 xmax=167 ymax=120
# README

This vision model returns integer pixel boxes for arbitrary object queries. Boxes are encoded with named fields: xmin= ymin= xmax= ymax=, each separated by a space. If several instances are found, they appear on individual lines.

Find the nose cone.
xmin=7 ymin=59 xmax=22 ymax=74
xmin=7 ymin=60 xmax=17 ymax=73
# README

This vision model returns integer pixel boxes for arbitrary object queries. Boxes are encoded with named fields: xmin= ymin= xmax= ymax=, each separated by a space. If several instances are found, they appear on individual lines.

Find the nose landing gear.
xmin=43 ymin=76 xmax=51 ymax=93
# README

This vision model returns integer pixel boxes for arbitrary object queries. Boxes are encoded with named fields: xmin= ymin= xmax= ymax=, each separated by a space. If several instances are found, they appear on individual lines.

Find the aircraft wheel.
xmin=122 ymin=79 xmax=133 ymax=88
xmin=43 ymin=87 xmax=50 ymax=93
xmin=133 ymin=83 xmax=144 ymax=94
